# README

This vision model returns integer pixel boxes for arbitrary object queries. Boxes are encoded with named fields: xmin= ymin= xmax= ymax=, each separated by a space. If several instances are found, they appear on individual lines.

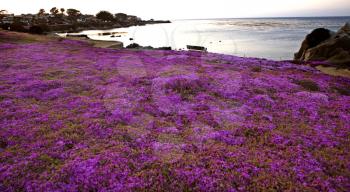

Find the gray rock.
xmin=186 ymin=45 xmax=207 ymax=51
xmin=126 ymin=43 xmax=142 ymax=49
xmin=125 ymin=43 xmax=172 ymax=50
xmin=294 ymin=23 xmax=350 ymax=66
xmin=294 ymin=28 xmax=332 ymax=60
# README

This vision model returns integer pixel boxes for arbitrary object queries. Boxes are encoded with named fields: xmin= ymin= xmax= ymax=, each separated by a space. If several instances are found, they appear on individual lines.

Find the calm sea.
xmin=79 ymin=17 xmax=350 ymax=60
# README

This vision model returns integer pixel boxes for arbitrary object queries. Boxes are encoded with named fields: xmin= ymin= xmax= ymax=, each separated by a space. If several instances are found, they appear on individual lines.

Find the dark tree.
xmin=114 ymin=13 xmax=128 ymax=22
xmin=66 ymin=8 xmax=81 ymax=19
xmin=29 ymin=25 xmax=44 ymax=34
xmin=38 ymin=9 xmax=45 ymax=16
xmin=29 ymin=24 xmax=49 ymax=34
xmin=9 ymin=22 xmax=27 ymax=32
xmin=96 ymin=11 xmax=114 ymax=21
xmin=50 ymin=7 xmax=59 ymax=15
xmin=60 ymin=8 xmax=65 ymax=14
xmin=0 ymin=10 xmax=7 ymax=20
xmin=1 ymin=23 xmax=10 ymax=30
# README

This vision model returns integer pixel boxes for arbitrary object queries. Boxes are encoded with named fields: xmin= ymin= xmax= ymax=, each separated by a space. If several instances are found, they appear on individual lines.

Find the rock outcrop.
xmin=125 ymin=43 xmax=171 ymax=50
xmin=294 ymin=23 xmax=350 ymax=66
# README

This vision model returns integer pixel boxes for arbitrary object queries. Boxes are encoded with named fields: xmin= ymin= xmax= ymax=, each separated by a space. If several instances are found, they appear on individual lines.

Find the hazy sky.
xmin=1 ymin=0 xmax=350 ymax=19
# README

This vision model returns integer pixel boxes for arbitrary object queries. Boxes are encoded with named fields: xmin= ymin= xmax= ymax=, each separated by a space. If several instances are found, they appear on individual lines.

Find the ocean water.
xmin=79 ymin=17 xmax=350 ymax=60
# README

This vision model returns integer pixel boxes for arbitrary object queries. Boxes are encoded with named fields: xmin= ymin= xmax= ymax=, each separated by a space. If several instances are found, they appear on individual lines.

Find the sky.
xmin=1 ymin=0 xmax=350 ymax=20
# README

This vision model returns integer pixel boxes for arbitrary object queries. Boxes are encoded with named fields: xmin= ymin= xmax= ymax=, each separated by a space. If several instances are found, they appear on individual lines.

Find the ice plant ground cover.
xmin=0 ymin=31 xmax=349 ymax=191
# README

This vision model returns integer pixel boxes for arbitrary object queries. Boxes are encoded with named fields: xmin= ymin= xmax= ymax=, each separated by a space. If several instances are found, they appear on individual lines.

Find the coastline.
xmin=59 ymin=29 xmax=350 ymax=78
xmin=60 ymin=35 xmax=124 ymax=49
xmin=50 ymin=21 xmax=173 ymax=49
xmin=3 ymin=28 xmax=348 ymax=78
xmin=1 ymin=29 xmax=349 ymax=191
xmin=48 ymin=20 xmax=171 ymax=34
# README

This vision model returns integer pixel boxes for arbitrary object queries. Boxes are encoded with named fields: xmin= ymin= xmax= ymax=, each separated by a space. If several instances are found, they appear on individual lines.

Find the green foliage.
xmin=37 ymin=9 xmax=45 ymax=16
xmin=96 ymin=11 xmax=114 ymax=21
xmin=50 ymin=7 xmax=59 ymax=15
xmin=66 ymin=8 xmax=81 ymax=19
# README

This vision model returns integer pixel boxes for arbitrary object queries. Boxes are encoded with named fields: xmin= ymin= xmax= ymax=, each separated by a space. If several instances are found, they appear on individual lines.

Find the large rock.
xmin=125 ymin=43 xmax=172 ymax=50
xmin=294 ymin=23 xmax=350 ymax=66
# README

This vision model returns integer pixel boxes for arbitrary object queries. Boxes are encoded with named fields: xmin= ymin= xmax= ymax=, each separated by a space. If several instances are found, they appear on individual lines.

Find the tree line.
xmin=38 ymin=7 xmax=131 ymax=22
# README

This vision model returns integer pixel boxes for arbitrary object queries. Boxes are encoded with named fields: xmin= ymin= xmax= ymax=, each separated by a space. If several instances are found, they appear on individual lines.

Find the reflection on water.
xmin=77 ymin=17 xmax=350 ymax=60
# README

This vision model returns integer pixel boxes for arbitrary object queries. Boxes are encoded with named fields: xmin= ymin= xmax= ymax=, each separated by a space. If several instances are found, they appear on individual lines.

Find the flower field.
xmin=0 ymin=31 xmax=349 ymax=191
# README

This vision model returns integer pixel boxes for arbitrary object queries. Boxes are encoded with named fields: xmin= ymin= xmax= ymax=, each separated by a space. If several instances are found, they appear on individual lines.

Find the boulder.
xmin=294 ymin=23 xmax=350 ymax=66
xmin=186 ymin=45 xmax=207 ymax=51
xmin=126 ymin=43 xmax=142 ymax=49
xmin=156 ymin=47 xmax=172 ymax=50
xmin=294 ymin=28 xmax=333 ymax=61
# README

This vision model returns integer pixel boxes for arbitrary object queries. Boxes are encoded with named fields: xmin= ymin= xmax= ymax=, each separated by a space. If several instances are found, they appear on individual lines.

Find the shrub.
xmin=295 ymin=79 xmax=320 ymax=92
xmin=165 ymin=78 xmax=205 ymax=100
xmin=29 ymin=24 xmax=49 ymax=34
xmin=96 ymin=11 xmax=114 ymax=22
xmin=9 ymin=23 xmax=27 ymax=32
xmin=0 ymin=23 xmax=10 ymax=30
xmin=29 ymin=26 xmax=44 ymax=34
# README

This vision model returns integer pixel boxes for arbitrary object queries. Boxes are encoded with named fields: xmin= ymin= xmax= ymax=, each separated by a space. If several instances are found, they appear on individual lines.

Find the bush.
xmin=0 ymin=23 xmax=10 ymax=30
xmin=39 ymin=24 xmax=50 ymax=32
xmin=29 ymin=24 xmax=49 ymax=34
xmin=9 ymin=23 xmax=27 ymax=32
xmin=96 ymin=11 xmax=114 ymax=21
xmin=29 ymin=25 xmax=44 ymax=34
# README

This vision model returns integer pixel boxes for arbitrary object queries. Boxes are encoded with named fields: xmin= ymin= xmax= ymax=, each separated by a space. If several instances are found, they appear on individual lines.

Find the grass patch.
xmin=43 ymin=70 xmax=67 ymax=80
xmin=38 ymin=154 xmax=62 ymax=167
xmin=165 ymin=78 xmax=205 ymax=100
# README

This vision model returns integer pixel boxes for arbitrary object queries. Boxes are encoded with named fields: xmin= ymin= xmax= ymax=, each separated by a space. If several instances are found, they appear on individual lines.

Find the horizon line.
xmin=174 ymin=15 xmax=350 ymax=21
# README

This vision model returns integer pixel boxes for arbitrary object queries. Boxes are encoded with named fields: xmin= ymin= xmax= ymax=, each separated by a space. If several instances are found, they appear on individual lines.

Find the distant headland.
xmin=0 ymin=8 xmax=170 ymax=34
